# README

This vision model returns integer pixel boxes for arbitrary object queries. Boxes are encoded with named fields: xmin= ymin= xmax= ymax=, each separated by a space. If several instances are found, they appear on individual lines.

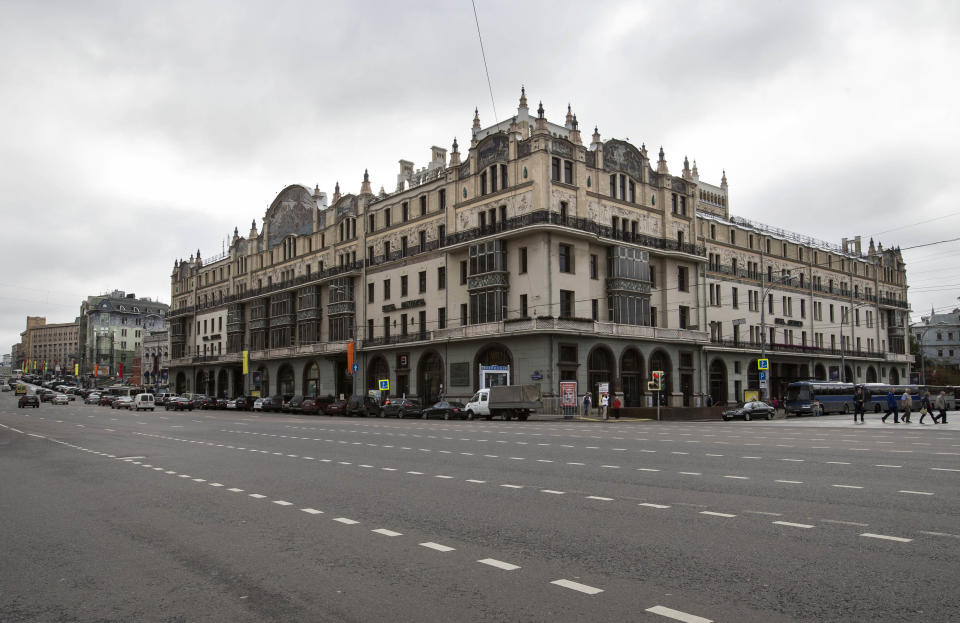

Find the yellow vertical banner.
xmin=74 ymin=363 xmax=79 ymax=376
xmin=242 ymin=350 xmax=249 ymax=375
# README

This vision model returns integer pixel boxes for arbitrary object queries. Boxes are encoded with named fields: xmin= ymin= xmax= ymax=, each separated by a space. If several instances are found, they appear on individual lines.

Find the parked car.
xmin=112 ymin=396 xmax=134 ymax=410
xmin=134 ymin=393 xmax=156 ymax=411
xmin=284 ymin=395 xmax=305 ymax=413
xmin=1 ymin=384 xmax=10 ymax=392
xmin=99 ymin=395 xmax=116 ymax=407
xmin=154 ymin=392 xmax=174 ymax=406
xmin=346 ymin=395 xmax=381 ymax=417
xmin=300 ymin=398 xmax=322 ymax=415
xmin=722 ymin=401 xmax=775 ymax=421
xmin=39 ymin=390 xmax=56 ymax=403
xmin=52 ymin=394 xmax=69 ymax=405
xmin=382 ymin=398 xmax=422 ymax=419
xmin=192 ymin=395 xmax=216 ymax=410
xmin=19 ymin=395 xmax=40 ymax=408
xmin=324 ymin=399 xmax=346 ymax=416
xmin=233 ymin=396 xmax=257 ymax=411
xmin=165 ymin=397 xmax=194 ymax=411
xmin=84 ymin=392 xmax=101 ymax=405
xmin=252 ymin=398 xmax=265 ymax=412
xmin=422 ymin=401 xmax=467 ymax=420
xmin=225 ymin=398 xmax=238 ymax=410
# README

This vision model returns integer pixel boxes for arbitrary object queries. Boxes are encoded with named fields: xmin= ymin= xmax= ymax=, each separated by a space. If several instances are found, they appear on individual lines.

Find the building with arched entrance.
xmin=165 ymin=90 xmax=913 ymax=407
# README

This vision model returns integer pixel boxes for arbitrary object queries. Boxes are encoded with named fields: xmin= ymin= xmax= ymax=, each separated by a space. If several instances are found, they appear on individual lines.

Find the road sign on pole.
xmin=758 ymin=371 xmax=767 ymax=382
xmin=758 ymin=358 xmax=769 ymax=371
xmin=352 ymin=362 xmax=359 ymax=374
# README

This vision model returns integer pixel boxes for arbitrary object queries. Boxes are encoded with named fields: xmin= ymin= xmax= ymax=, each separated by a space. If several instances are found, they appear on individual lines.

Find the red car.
xmin=324 ymin=400 xmax=346 ymax=416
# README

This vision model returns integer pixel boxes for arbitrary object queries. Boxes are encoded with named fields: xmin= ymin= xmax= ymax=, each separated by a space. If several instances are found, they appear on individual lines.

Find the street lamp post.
xmin=759 ymin=274 xmax=797 ymax=401
xmin=910 ymin=320 xmax=945 ymax=385
xmin=840 ymin=301 xmax=871 ymax=384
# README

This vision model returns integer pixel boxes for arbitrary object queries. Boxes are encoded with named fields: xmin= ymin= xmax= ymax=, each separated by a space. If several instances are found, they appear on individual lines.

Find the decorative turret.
xmin=378 ymin=185 xmax=386 ymax=198
xmin=869 ymin=237 xmax=876 ymax=255
xmin=682 ymin=155 xmax=692 ymax=180
xmin=249 ymin=219 xmax=258 ymax=239
xmin=333 ymin=181 xmax=341 ymax=203
xmin=449 ymin=137 xmax=461 ymax=167
xmin=721 ymin=169 xmax=728 ymax=188
xmin=657 ymin=146 xmax=669 ymax=174
xmin=565 ymin=103 xmax=573 ymax=129
xmin=591 ymin=126 xmax=602 ymax=148
xmin=691 ymin=160 xmax=699 ymax=181
xmin=569 ymin=114 xmax=582 ymax=145
xmin=471 ymin=108 xmax=481 ymax=147
xmin=360 ymin=169 xmax=373 ymax=195
xmin=232 ymin=226 xmax=239 ymax=243
xmin=518 ymin=85 xmax=528 ymax=111
xmin=537 ymin=101 xmax=544 ymax=119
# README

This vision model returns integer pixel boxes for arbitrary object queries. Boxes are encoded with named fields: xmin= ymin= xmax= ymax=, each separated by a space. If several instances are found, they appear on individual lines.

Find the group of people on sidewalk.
xmin=877 ymin=387 xmax=950 ymax=424
xmin=581 ymin=391 xmax=622 ymax=420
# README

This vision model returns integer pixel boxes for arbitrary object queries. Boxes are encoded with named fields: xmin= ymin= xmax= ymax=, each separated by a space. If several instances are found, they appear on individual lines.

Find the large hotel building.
xmin=166 ymin=90 xmax=912 ymax=407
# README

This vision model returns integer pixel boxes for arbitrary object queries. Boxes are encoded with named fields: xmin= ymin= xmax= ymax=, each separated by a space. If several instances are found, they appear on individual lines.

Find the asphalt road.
xmin=1 ymin=390 xmax=957 ymax=622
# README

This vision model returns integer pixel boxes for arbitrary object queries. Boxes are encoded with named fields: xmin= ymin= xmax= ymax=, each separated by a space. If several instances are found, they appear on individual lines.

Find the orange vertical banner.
xmin=347 ymin=341 xmax=355 ymax=372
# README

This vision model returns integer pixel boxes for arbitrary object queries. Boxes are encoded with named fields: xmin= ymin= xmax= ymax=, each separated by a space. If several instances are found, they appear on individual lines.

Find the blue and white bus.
xmin=786 ymin=381 xmax=957 ymax=415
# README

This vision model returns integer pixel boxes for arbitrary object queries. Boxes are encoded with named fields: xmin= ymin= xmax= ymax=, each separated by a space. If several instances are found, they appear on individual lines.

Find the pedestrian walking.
xmin=881 ymin=390 xmax=899 ymax=423
xmin=933 ymin=391 xmax=948 ymax=424
xmin=919 ymin=391 xmax=934 ymax=424
xmin=612 ymin=395 xmax=622 ymax=419
xmin=582 ymin=392 xmax=592 ymax=418
xmin=900 ymin=389 xmax=913 ymax=423
xmin=853 ymin=386 xmax=866 ymax=423
xmin=600 ymin=392 xmax=609 ymax=420
xmin=705 ymin=394 xmax=714 ymax=408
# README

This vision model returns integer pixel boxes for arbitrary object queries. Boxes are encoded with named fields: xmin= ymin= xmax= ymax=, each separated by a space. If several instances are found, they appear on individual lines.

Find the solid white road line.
xmin=372 ymin=529 xmax=402 ymax=537
xmin=551 ymin=579 xmax=603 ymax=595
xmin=333 ymin=518 xmax=359 ymax=525
xmin=478 ymin=558 xmax=520 ymax=571
xmin=773 ymin=521 xmax=815 ymax=529
xmin=646 ymin=605 xmax=713 ymax=623
xmin=700 ymin=511 xmax=736 ymax=518
xmin=420 ymin=542 xmax=455 ymax=552
xmin=860 ymin=533 xmax=912 ymax=543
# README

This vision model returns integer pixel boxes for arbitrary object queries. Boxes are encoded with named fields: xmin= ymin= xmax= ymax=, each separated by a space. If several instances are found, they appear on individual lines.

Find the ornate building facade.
xmin=78 ymin=291 xmax=168 ymax=382
xmin=166 ymin=90 xmax=912 ymax=406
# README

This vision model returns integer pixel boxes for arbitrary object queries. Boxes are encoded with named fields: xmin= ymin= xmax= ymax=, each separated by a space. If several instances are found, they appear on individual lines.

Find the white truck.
xmin=464 ymin=384 xmax=543 ymax=421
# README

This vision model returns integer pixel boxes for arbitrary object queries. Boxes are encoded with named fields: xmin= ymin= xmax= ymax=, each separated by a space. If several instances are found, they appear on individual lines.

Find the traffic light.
xmin=651 ymin=371 xmax=664 ymax=391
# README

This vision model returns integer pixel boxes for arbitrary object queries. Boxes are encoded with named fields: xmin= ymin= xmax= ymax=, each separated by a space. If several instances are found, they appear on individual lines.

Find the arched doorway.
xmin=175 ymin=371 xmax=187 ymax=394
xmin=332 ymin=355 xmax=350 ymax=398
xmin=367 ymin=356 xmax=389 ymax=393
xmin=417 ymin=351 xmax=444 ymax=405
xmin=889 ymin=367 xmax=900 ymax=384
xmin=196 ymin=370 xmax=213 ymax=396
xmin=277 ymin=364 xmax=295 ymax=395
xmin=844 ymin=365 xmax=854 ymax=384
xmin=814 ymin=364 xmax=826 ymax=380
xmin=649 ymin=350 xmax=673 ymax=405
xmin=620 ymin=348 xmax=644 ymax=407
xmin=709 ymin=359 xmax=728 ymax=405
xmin=474 ymin=343 xmax=513 ymax=390
xmin=216 ymin=369 xmax=228 ymax=398
xmin=587 ymin=346 xmax=614 ymax=405
xmin=865 ymin=366 xmax=877 ymax=383
xmin=232 ymin=368 xmax=244 ymax=398
xmin=303 ymin=361 xmax=320 ymax=397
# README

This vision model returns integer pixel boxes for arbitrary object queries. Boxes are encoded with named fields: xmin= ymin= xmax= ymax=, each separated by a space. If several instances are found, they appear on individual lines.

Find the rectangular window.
xmin=559 ymin=244 xmax=574 ymax=273
xmin=520 ymin=294 xmax=528 ymax=317
xmin=384 ymin=279 xmax=391 ymax=300
xmin=559 ymin=290 xmax=574 ymax=318
xmin=438 ymin=307 xmax=446 ymax=329
xmin=401 ymin=275 xmax=408 ymax=297
xmin=679 ymin=306 xmax=689 ymax=329
xmin=800 ymin=299 xmax=806 ymax=318
xmin=480 ymin=171 xmax=487 ymax=195
xmin=383 ymin=317 xmax=390 ymax=341
xmin=732 ymin=287 xmax=738 ymax=308
xmin=460 ymin=260 xmax=467 ymax=285
xmin=368 ymin=282 xmax=374 ymax=303
xmin=418 ymin=270 xmax=426 ymax=294
xmin=628 ymin=180 xmax=636 ymax=203
xmin=402 ymin=203 xmax=409 ymax=222
xmin=551 ymin=157 xmax=560 ymax=181
xmin=460 ymin=303 xmax=467 ymax=326
xmin=590 ymin=254 xmax=598 ymax=279
xmin=384 ymin=208 xmax=391 ymax=228
xmin=591 ymin=299 xmax=598 ymax=321
xmin=768 ymin=293 xmax=774 ymax=314
xmin=563 ymin=160 xmax=573 ymax=184
xmin=677 ymin=266 xmax=688 ymax=292
xmin=422 ymin=194 xmax=430 ymax=214
xmin=437 ymin=266 xmax=446 ymax=290
xmin=400 ymin=313 xmax=408 ymax=336
xmin=519 ymin=247 xmax=527 ymax=274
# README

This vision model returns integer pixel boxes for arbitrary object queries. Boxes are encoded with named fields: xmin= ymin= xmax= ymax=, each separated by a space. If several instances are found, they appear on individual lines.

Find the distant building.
xmin=17 ymin=316 xmax=80 ymax=376
xmin=139 ymin=329 xmax=170 ymax=388
xmin=911 ymin=309 xmax=960 ymax=376
xmin=78 ymin=291 xmax=168 ymax=382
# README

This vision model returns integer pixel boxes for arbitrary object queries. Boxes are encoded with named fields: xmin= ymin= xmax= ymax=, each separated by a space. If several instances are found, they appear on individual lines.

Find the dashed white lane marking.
xmin=435 ymin=475 xmax=453 ymax=479
xmin=700 ymin=511 xmax=736 ymax=518
xmin=705 ymin=453 xmax=723 ymax=457
xmin=678 ymin=472 xmax=701 ymax=476
xmin=27 ymin=433 xmax=45 ymax=438
xmin=551 ymin=579 xmax=603 ymax=595
xmin=273 ymin=500 xmax=293 ymax=506
xmin=639 ymin=503 xmax=670 ymax=509
xmin=466 ymin=479 xmax=487 ymax=484
xmin=931 ymin=467 xmax=960 ymax=472
xmin=775 ymin=480 xmax=804 ymax=484
xmin=773 ymin=521 xmax=815 ymax=529
xmin=209 ymin=482 xmax=224 ymax=487
xmin=723 ymin=475 xmax=749 ymax=480
xmin=899 ymin=490 xmax=935 ymax=496
xmin=301 ymin=508 xmax=323 ymax=514
xmin=407 ymin=471 xmax=423 ymax=475
xmin=372 ymin=528 xmax=402 ymax=537
xmin=876 ymin=464 xmax=901 ymax=468
xmin=478 ymin=558 xmax=520 ymax=571
xmin=826 ymin=461 xmax=851 ymax=465
xmin=744 ymin=511 xmax=782 ymax=517
xmin=567 ymin=462 xmax=585 ymax=466
xmin=860 ymin=533 xmax=912 ymax=543
xmin=646 ymin=604 xmax=713 ymax=623
xmin=333 ymin=518 xmax=359 ymax=525
xmin=918 ymin=531 xmax=960 ymax=539
xmin=541 ymin=489 xmax=565 ymax=495
xmin=822 ymin=519 xmax=869 ymax=527
xmin=249 ymin=494 xmax=266 ymax=499
xmin=501 ymin=484 xmax=524 ymax=489
xmin=637 ymin=468 xmax=661 ymax=472
xmin=165 ymin=470 xmax=177 ymax=474
xmin=192 ymin=478 xmax=206 ymax=483
xmin=832 ymin=484 xmax=863 ymax=489
xmin=227 ymin=488 xmax=244 ymax=492
xmin=420 ymin=542 xmax=455 ymax=552
xmin=586 ymin=496 xmax=613 ymax=501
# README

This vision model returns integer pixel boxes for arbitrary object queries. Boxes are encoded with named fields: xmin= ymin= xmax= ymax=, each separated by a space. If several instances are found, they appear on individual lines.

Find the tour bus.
xmin=786 ymin=381 xmax=957 ymax=415
xmin=102 ymin=385 xmax=145 ymax=399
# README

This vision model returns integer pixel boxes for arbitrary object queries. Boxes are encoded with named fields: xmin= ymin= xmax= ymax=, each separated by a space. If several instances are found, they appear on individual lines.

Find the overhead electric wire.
xmin=470 ymin=0 xmax=497 ymax=121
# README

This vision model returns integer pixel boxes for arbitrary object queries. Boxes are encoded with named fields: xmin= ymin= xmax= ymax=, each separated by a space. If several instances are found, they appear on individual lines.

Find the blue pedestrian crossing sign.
xmin=378 ymin=379 xmax=390 ymax=391
xmin=758 ymin=358 xmax=769 ymax=371
xmin=352 ymin=362 xmax=360 ymax=373
xmin=758 ymin=371 xmax=767 ymax=382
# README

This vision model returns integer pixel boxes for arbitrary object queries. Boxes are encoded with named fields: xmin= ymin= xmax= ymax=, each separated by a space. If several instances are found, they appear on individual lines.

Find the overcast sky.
xmin=2 ymin=0 xmax=958 ymax=355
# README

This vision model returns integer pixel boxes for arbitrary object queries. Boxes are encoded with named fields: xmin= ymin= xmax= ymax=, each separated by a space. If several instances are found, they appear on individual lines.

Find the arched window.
xmin=304 ymin=361 xmax=319 ymax=396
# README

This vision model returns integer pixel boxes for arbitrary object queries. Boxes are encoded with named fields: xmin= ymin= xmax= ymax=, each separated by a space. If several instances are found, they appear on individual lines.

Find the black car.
xmin=381 ymin=398 xmax=421 ymax=419
xmin=233 ymin=396 xmax=257 ymax=411
xmin=19 ymin=395 xmax=40 ymax=408
xmin=284 ymin=395 xmax=305 ymax=413
xmin=422 ymin=401 xmax=466 ymax=420
xmin=346 ymin=395 xmax=381 ymax=417
xmin=165 ymin=397 xmax=194 ymax=411
xmin=722 ymin=401 xmax=775 ymax=421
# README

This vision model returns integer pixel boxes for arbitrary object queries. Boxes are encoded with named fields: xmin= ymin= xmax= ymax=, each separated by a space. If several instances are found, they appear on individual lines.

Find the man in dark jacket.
xmin=881 ymin=390 xmax=899 ymax=423
xmin=853 ymin=386 xmax=866 ymax=424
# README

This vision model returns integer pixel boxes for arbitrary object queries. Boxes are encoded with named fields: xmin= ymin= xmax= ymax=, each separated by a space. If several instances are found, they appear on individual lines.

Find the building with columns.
xmin=166 ymin=89 xmax=912 ymax=406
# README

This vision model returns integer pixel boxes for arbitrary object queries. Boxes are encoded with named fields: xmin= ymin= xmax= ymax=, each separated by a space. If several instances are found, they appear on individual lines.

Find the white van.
xmin=134 ymin=393 xmax=156 ymax=411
